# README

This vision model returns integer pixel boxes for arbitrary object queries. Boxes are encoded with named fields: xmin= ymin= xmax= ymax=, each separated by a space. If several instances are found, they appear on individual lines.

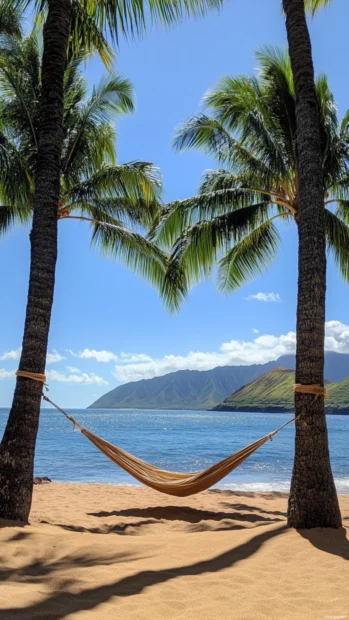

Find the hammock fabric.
xmin=42 ymin=394 xmax=296 ymax=497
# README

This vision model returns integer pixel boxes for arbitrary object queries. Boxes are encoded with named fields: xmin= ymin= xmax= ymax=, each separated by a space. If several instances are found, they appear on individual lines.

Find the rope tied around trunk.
xmin=16 ymin=370 xmax=49 ymax=390
xmin=294 ymin=384 xmax=327 ymax=400
xmin=14 ymin=372 xmax=82 ymax=431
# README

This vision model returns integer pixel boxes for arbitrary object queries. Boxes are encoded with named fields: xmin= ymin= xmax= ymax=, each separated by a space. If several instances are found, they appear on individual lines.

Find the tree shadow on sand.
xmin=0 ymin=524 xmax=288 ymax=619
xmin=87 ymin=505 xmax=285 ymax=525
xmin=298 ymin=527 xmax=349 ymax=560
xmin=0 ymin=546 xmax=140 ymax=586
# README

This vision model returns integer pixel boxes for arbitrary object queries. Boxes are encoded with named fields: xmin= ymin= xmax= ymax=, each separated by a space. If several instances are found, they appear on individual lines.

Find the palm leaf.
xmin=325 ymin=209 xmax=349 ymax=281
xmin=0 ymin=204 xmax=31 ymax=235
xmin=218 ymin=220 xmax=281 ymax=293
xmin=152 ymin=188 xmax=264 ymax=248
xmin=67 ymin=162 xmax=162 ymax=206
xmin=63 ymin=74 xmax=134 ymax=172
xmin=304 ymin=0 xmax=333 ymax=15
xmin=165 ymin=202 xmax=273 ymax=285
xmin=0 ymin=2 xmax=23 ymax=38
xmin=91 ymin=220 xmax=169 ymax=291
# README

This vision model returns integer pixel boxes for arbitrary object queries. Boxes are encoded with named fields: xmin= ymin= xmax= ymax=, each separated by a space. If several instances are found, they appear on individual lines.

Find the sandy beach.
xmin=1 ymin=483 xmax=349 ymax=619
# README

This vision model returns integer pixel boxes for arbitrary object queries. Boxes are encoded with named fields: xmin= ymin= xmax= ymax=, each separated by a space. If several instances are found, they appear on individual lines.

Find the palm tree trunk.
xmin=0 ymin=0 xmax=71 ymax=522
xmin=282 ymin=0 xmax=341 ymax=528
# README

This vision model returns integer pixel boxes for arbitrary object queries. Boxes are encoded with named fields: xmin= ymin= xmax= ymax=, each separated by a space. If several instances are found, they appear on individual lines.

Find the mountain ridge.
xmin=89 ymin=352 xmax=349 ymax=410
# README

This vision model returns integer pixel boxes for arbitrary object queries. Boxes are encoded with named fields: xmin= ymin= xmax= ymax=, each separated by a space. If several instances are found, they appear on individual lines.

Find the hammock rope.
xmin=15 ymin=369 xmax=324 ymax=497
xmin=42 ymin=392 xmax=297 ymax=496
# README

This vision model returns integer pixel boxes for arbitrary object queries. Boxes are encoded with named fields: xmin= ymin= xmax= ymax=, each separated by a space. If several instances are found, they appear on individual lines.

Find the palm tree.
xmin=282 ymin=0 xmax=341 ymax=528
xmin=0 ymin=19 xmax=173 ymax=522
xmin=155 ymin=48 xmax=346 ymax=527
xmin=0 ymin=29 xmax=165 ymax=280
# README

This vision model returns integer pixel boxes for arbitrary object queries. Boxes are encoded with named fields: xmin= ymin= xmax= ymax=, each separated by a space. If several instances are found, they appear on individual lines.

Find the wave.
xmin=219 ymin=477 xmax=349 ymax=494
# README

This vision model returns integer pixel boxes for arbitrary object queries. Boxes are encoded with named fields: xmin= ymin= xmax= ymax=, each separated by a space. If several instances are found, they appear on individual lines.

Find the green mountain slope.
xmin=213 ymin=368 xmax=349 ymax=413
xmin=327 ymin=378 xmax=349 ymax=413
xmin=213 ymin=368 xmax=295 ymax=412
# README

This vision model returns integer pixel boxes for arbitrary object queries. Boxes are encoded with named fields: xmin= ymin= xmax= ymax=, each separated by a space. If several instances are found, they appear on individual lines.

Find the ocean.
xmin=1 ymin=408 xmax=349 ymax=493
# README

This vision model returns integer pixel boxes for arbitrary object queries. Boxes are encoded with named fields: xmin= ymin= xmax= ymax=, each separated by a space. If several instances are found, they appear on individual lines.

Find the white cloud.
xmin=120 ymin=352 xmax=153 ymax=363
xmin=46 ymin=350 xmax=65 ymax=364
xmin=324 ymin=320 xmax=349 ymax=352
xmin=0 ymin=369 xmax=15 ymax=379
xmin=245 ymin=292 xmax=281 ymax=302
xmin=69 ymin=349 xmax=118 ymax=363
xmin=0 ymin=347 xmax=21 ymax=361
xmin=47 ymin=370 xmax=108 ymax=385
xmin=66 ymin=366 xmax=81 ymax=374
xmin=0 ymin=347 xmax=64 ymax=364
xmin=252 ymin=328 xmax=260 ymax=334
xmin=113 ymin=320 xmax=349 ymax=383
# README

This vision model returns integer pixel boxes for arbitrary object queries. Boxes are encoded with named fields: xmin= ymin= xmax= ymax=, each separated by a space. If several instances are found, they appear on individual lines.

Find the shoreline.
xmin=34 ymin=478 xmax=349 ymax=494
xmin=1 ymin=483 xmax=349 ymax=619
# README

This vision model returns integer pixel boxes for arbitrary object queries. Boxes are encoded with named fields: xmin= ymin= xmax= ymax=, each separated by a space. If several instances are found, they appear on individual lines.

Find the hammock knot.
xmin=294 ymin=383 xmax=327 ymax=400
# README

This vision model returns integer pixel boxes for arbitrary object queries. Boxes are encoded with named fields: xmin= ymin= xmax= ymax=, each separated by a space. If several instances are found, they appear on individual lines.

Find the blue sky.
xmin=1 ymin=0 xmax=349 ymax=408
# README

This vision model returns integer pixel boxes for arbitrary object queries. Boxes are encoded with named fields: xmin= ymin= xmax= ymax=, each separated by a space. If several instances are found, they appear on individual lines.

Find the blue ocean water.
xmin=1 ymin=408 xmax=349 ymax=493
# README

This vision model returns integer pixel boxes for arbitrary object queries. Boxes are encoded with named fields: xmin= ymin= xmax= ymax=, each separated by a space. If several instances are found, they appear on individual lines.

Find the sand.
xmin=1 ymin=484 xmax=349 ymax=619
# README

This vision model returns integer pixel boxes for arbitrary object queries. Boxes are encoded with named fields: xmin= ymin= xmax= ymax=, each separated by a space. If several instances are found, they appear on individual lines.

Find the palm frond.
xmin=218 ymin=220 xmax=281 ymax=293
xmin=0 ymin=204 xmax=31 ymax=236
xmin=69 ymin=0 xmax=114 ymax=70
xmin=203 ymin=75 xmax=262 ymax=132
xmin=67 ymin=196 xmax=160 ymax=227
xmin=173 ymin=113 xmax=281 ymax=184
xmin=304 ymin=0 xmax=333 ymax=15
xmin=91 ymin=220 xmax=169 ymax=290
xmin=325 ymin=208 xmax=349 ymax=281
xmin=63 ymin=73 xmax=134 ymax=172
xmin=335 ymin=200 xmax=349 ymax=225
xmin=0 ymin=2 xmax=23 ymax=38
xmin=32 ymin=0 xmax=223 ymax=45
xmin=173 ymin=114 xmax=232 ymax=161
xmin=165 ymin=202 xmax=273 ymax=286
xmin=152 ymin=188 xmax=264 ymax=248
xmin=67 ymin=162 xmax=162 ymax=206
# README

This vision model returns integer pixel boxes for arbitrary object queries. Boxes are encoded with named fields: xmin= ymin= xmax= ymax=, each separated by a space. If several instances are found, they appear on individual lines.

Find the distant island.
xmin=213 ymin=368 xmax=349 ymax=414
xmin=89 ymin=352 xmax=349 ymax=411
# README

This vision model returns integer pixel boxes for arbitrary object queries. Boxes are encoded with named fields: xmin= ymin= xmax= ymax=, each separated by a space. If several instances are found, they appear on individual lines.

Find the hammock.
xmin=43 ymin=394 xmax=296 ymax=497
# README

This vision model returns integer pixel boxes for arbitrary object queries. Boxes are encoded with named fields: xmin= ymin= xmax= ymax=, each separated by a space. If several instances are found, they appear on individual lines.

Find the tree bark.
xmin=282 ymin=0 xmax=341 ymax=528
xmin=0 ymin=0 xmax=71 ymax=522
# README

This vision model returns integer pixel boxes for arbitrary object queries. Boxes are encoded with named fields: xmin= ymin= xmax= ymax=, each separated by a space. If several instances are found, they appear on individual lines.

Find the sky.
xmin=1 ymin=0 xmax=349 ymax=408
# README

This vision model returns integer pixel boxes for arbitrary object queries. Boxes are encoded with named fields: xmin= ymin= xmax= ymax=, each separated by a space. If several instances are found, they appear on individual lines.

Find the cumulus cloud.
xmin=0 ymin=369 xmax=15 ymax=379
xmin=252 ymin=328 xmax=260 ymax=334
xmin=120 ymin=352 xmax=153 ymax=363
xmin=113 ymin=320 xmax=349 ymax=383
xmin=46 ymin=350 xmax=65 ymax=364
xmin=0 ymin=347 xmax=64 ymax=364
xmin=0 ymin=347 xmax=21 ymax=361
xmin=69 ymin=349 xmax=118 ymax=363
xmin=245 ymin=292 xmax=281 ymax=302
xmin=66 ymin=366 xmax=81 ymax=374
xmin=46 ymin=370 xmax=108 ymax=385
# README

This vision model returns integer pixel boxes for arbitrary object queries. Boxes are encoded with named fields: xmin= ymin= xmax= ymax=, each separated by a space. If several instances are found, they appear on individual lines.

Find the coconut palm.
xmin=155 ymin=47 xmax=346 ymax=527
xmin=0 ymin=29 xmax=165 ymax=281
xmin=282 ymin=0 xmax=341 ymax=528
xmin=0 ymin=22 xmax=177 ymax=521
